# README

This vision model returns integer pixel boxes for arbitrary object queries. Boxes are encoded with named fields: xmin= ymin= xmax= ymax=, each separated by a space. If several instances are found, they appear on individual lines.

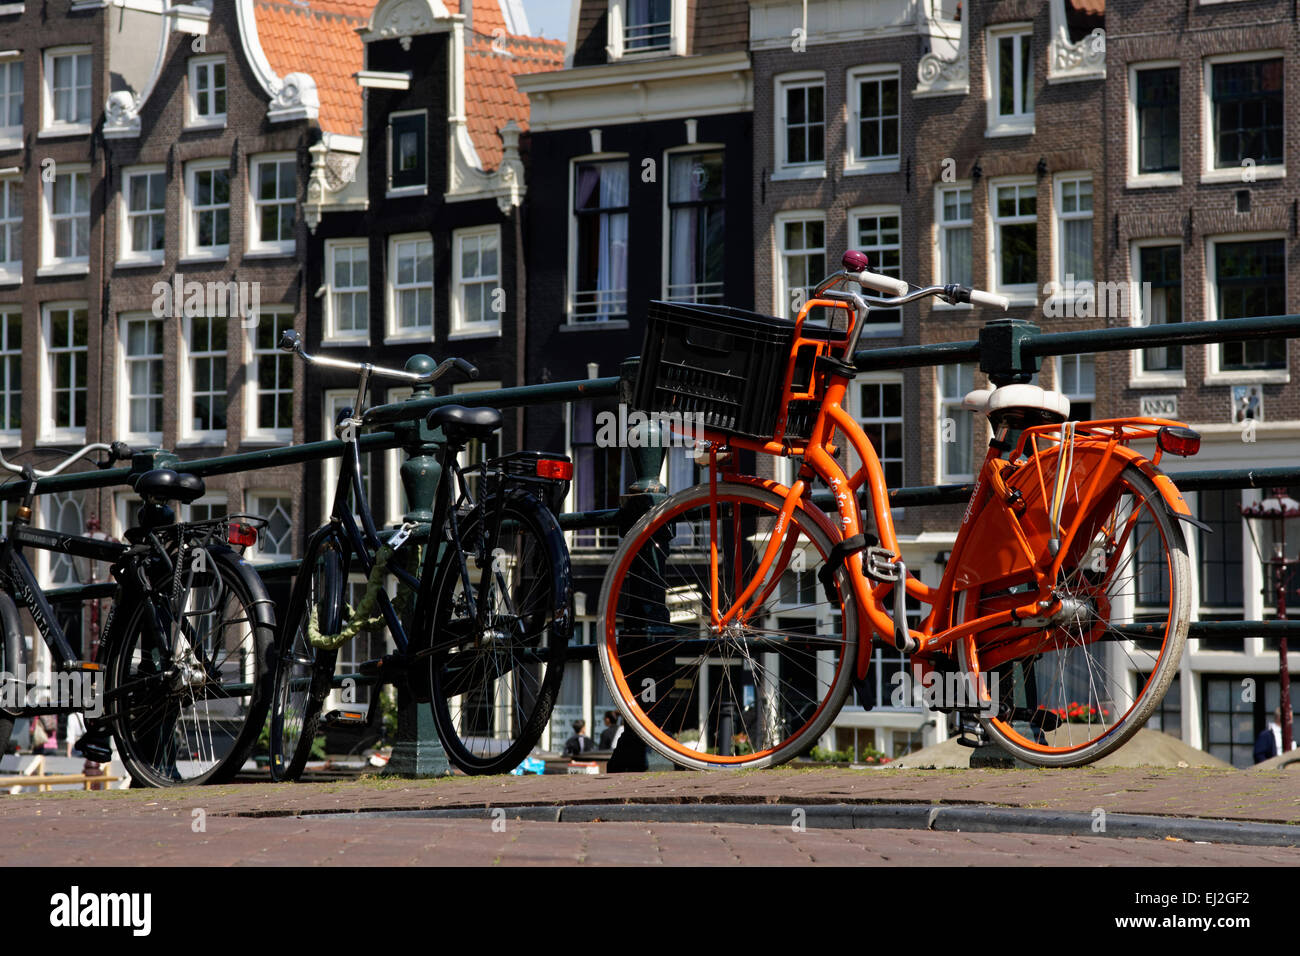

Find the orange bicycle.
xmin=598 ymin=251 xmax=1200 ymax=769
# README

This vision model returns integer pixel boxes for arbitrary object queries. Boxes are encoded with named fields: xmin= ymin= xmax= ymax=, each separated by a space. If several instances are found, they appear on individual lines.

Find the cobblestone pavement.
xmin=2 ymin=767 xmax=1296 ymax=865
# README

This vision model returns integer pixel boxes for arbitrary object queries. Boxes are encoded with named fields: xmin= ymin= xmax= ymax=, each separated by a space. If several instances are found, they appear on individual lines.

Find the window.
xmin=1144 ymin=672 xmax=1181 ymax=740
xmin=849 ymin=207 xmax=901 ymax=327
xmin=987 ymin=26 xmax=1033 ymax=134
xmin=572 ymin=159 xmax=628 ymax=322
xmin=1056 ymin=354 xmax=1094 ymax=420
xmin=0 ymin=175 xmax=20 ymax=283
xmin=1134 ymin=243 xmax=1183 ymax=374
xmin=1209 ymin=57 xmax=1283 ymax=170
xmin=777 ymin=74 xmax=825 ymax=172
xmin=387 ymin=234 xmax=433 ymax=340
xmin=1133 ymin=66 xmax=1180 ymax=176
xmin=0 ymin=57 xmax=21 ymax=144
xmin=184 ymin=495 xmax=227 ymax=524
xmin=248 ymin=493 xmax=292 ymax=562
xmin=249 ymin=154 xmax=296 ymax=254
xmin=452 ymin=380 xmax=502 ymax=501
xmin=188 ymin=56 xmax=226 ymax=126
xmin=936 ymin=185 xmax=972 ymax=289
xmin=666 ymin=151 xmax=724 ymax=303
xmin=323 ymin=240 xmax=368 ymax=343
xmin=1198 ymin=490 xmax=1244 ymax=610
xmin=776 ymin=213 xmax=825 ymax=319
xmin=186 ymin=160 xmax=230 ymax=259
xmin=1211 ymin=237 xmax=1286 ymax=371
xmin=848 ymin=67 xmax=900 ymax=171
xmin=248 ymin=311 xmax=294 ymax=441
xmin=384 ymin=386 xmax=412 ymax=525
xmin=120 ymin=167 xmax=165 ymax=264
xmin=451 ymin=226 xmax=500 ymax=336
xmin=0 ymin=308 xmax=19 ymax=437
xmin=183 ymin=314 xmax=227 ymax=440
xmin=120 ymin=315 xmax=163 ymax=443
xmin=44 ymin=47 xmax=92 ymax=132
xmin=938 ymin=363 xmax=976 ymax=481
xmin=388 ymin=111 xmax=427 ymax=194
xmin=625 ymin=0 xmax=672 ymax=51
xmin=570 ymin=399 xmax=627 ymax=550
xmin=855 ymin=377 xmax=904 ymax=487
xmin=41 ymin=304 xmax=87 ymax=442
xmin=991 ymin=180 xmax=1036 ymax=296
xmin=1055 ymin=175 xmax=1093 ymax=286
xmin=322 ymin=390 xmax=376 ymax=524
xmin=44 ymin=166 xmax=89 ymax=268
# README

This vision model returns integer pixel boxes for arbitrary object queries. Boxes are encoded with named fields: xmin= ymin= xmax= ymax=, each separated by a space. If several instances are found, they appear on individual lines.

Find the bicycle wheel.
xmin=955 ymin=463 xmax=1191 ymax=766
xmin=598 ymin=482 xmax=858 ymax=770
xmin=426 ymin=494 xmax=571 ymax=774
xmin=269 ymin=531 xmax=343 ymax=782
xmin=107 ymin=546 xmax=274 ymax=786
xmin=0 ymin=593 xmax=23 ymax=757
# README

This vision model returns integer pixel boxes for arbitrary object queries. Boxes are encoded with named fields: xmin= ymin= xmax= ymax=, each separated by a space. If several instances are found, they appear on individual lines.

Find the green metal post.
xmin=383 ymin=354 xmax=451 ymax=777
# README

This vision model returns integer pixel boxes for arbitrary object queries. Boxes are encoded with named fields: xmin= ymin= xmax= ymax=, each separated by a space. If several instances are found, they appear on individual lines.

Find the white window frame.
xmin=384 ymin=386 xmax=412 ymax=526
xmin=934 ymin=182 xmax=973 ymax=308
xmin=848 ymin=372 xmax=905 ymax=488
xmin=178 ymin=313 xmax=228 ymax=445
xmin=1054 ymin=354 xmax=1095 ymax=419
xmin=660 ymin=144 xmax=726 ymax=304
xmin=0 ymin=173 xmax=20 ymax=284
xmin=847 ymin=204 xmax=903 ymax=336
xmin=1129 ymin=238 xmax=1187 ymax=387
xmin=322 ymin=389 xmax=374 ymax=525
xmin=247 ymin=153 xmax=296 ymax=256
xmin=0 ymin=305 xmax=20 ymax=441
xmin=183 ymin=158 xmax=231 ymax=261
xmin=1127 ymin=60 xmax=1183 ymax=189
xmin=606 ymin=0 xmax=686 ymax=60
xmin=1050 ymin=172 xmax=1094 ymax=299
xmin=985 ymin=23 xmax=1034 ymax=137
xmin=845 ymin=65 xmax=901 ymax=175
xmin=386 ymin=109 xmax=428 ymax=199
xmin=117 ymin=313 xmax=164 ymax=446
xmin=41 ymin=46 xmax=92 ymax=136
xmin=182 ymin=493 xmax=228 ymax=525
xmin=450 ymin=225 xmax=502 ymax=339
xmin=386 ymin=232 xmax=434 ymax=343
xmin=938 ymin=363 xmax=977 ymax=483
xmin=244 ymin=309 xmax=295 ymax=443
xmin=0 ymin=54 xmax=22 ymax=149
xmin=39 ymin=301 xmax=88 ymax=444
xmin=41 ymin=163 xmax=89 ymax=274
xmin=567 ymin=153 xmax=630 ymax=326
xmin=187 ymin=55 xmax=226 ymax=129
xmin=1201 ymin=51 xmax=1286 ymax=184
xmin=246 ymin=491 xmax=293 ymax=563
xmin=988 ymin=176 xmax=1038 ymax=304
xmin=1203 ymin=231 xmax=1289 ymax=384
xmin=321 ymin=238 xmax=369 ymax=345
xmin=774 ymin=209 xmax=826 ymax=319
xmin=773 ymin=71 xmax=826 ymax=180
xmin=118 ymin=164 xmax=166 ymax=268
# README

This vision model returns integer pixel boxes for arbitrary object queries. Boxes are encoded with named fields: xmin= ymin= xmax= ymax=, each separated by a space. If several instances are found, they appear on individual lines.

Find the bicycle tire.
xmin=107 ymin=546 xmax=275 ymax=787
xmin=597 ymin=482 xmax=859 ymax=770
xmin=269 ymin=531 xmax=344 ymax=782
xmin=425 ymin=493 xmax=571 ymax=774
xmin=955 ymin=462 xmax=1191 ymax=767
xmin=0 ymin=592 xmax=23 ymax=757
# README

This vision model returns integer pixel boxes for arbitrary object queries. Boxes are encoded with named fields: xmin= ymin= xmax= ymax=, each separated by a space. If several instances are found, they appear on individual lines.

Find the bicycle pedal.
xmin=58 ymin=660 xmax=103 ymax=673
xmin=358 ymin=656 xmax=398 ymax=677
xmin=864 ymin=546 xmax=901 ymax=583
xmin=322 ymin=708 xmax=368 ymax=728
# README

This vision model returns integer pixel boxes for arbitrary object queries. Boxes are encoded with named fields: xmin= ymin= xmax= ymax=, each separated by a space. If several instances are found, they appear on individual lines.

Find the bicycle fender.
xmin=207 ymin=546 xmax=278 ymax=636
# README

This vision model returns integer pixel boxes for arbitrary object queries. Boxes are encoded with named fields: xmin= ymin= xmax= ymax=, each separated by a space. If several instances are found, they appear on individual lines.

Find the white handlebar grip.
xmin=969 ymin=289 xmax=1010 ymax=311
xmin=854 ymin=270 xmax=909 ymax=296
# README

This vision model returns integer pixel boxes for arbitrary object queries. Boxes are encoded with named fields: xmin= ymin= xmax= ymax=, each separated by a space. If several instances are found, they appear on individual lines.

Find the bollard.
xmin=383 ymin=354 xmax=451 ymax=777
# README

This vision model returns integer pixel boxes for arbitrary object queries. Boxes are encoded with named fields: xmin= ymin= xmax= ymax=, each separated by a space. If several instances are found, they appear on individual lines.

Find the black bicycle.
xmin=0 ymin=442 xmax=276 ymax=786
xmin=269 ymin=331 xmax=573 ymax=778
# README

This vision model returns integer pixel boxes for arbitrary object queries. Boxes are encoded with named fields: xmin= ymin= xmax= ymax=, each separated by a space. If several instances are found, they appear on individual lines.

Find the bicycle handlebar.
xmin=277 ymin=329 xmax=479 ymax=385
xmin=0 ymin=441 xmax=131 ymax=479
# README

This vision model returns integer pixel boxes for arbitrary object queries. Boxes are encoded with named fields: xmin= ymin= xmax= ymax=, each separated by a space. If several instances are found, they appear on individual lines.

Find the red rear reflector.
xmin=536 ymin=459 xmax=573 ymax=480
xmin=228 ymin=523 xmax=258 ymax=547
xmin=1157 ymin=426 xmax=1201 ymax=457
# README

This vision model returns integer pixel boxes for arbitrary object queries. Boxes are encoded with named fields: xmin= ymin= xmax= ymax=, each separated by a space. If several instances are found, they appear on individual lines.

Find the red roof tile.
xmin=463 ymin=1 xmax=565 ymax=170
xmin=253 ymin=0 xmax=370 ymax=138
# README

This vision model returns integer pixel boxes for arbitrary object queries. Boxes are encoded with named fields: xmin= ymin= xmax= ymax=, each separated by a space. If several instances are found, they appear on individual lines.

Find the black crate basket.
xmin=633 ymin=301 xmax=837 ymax=443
